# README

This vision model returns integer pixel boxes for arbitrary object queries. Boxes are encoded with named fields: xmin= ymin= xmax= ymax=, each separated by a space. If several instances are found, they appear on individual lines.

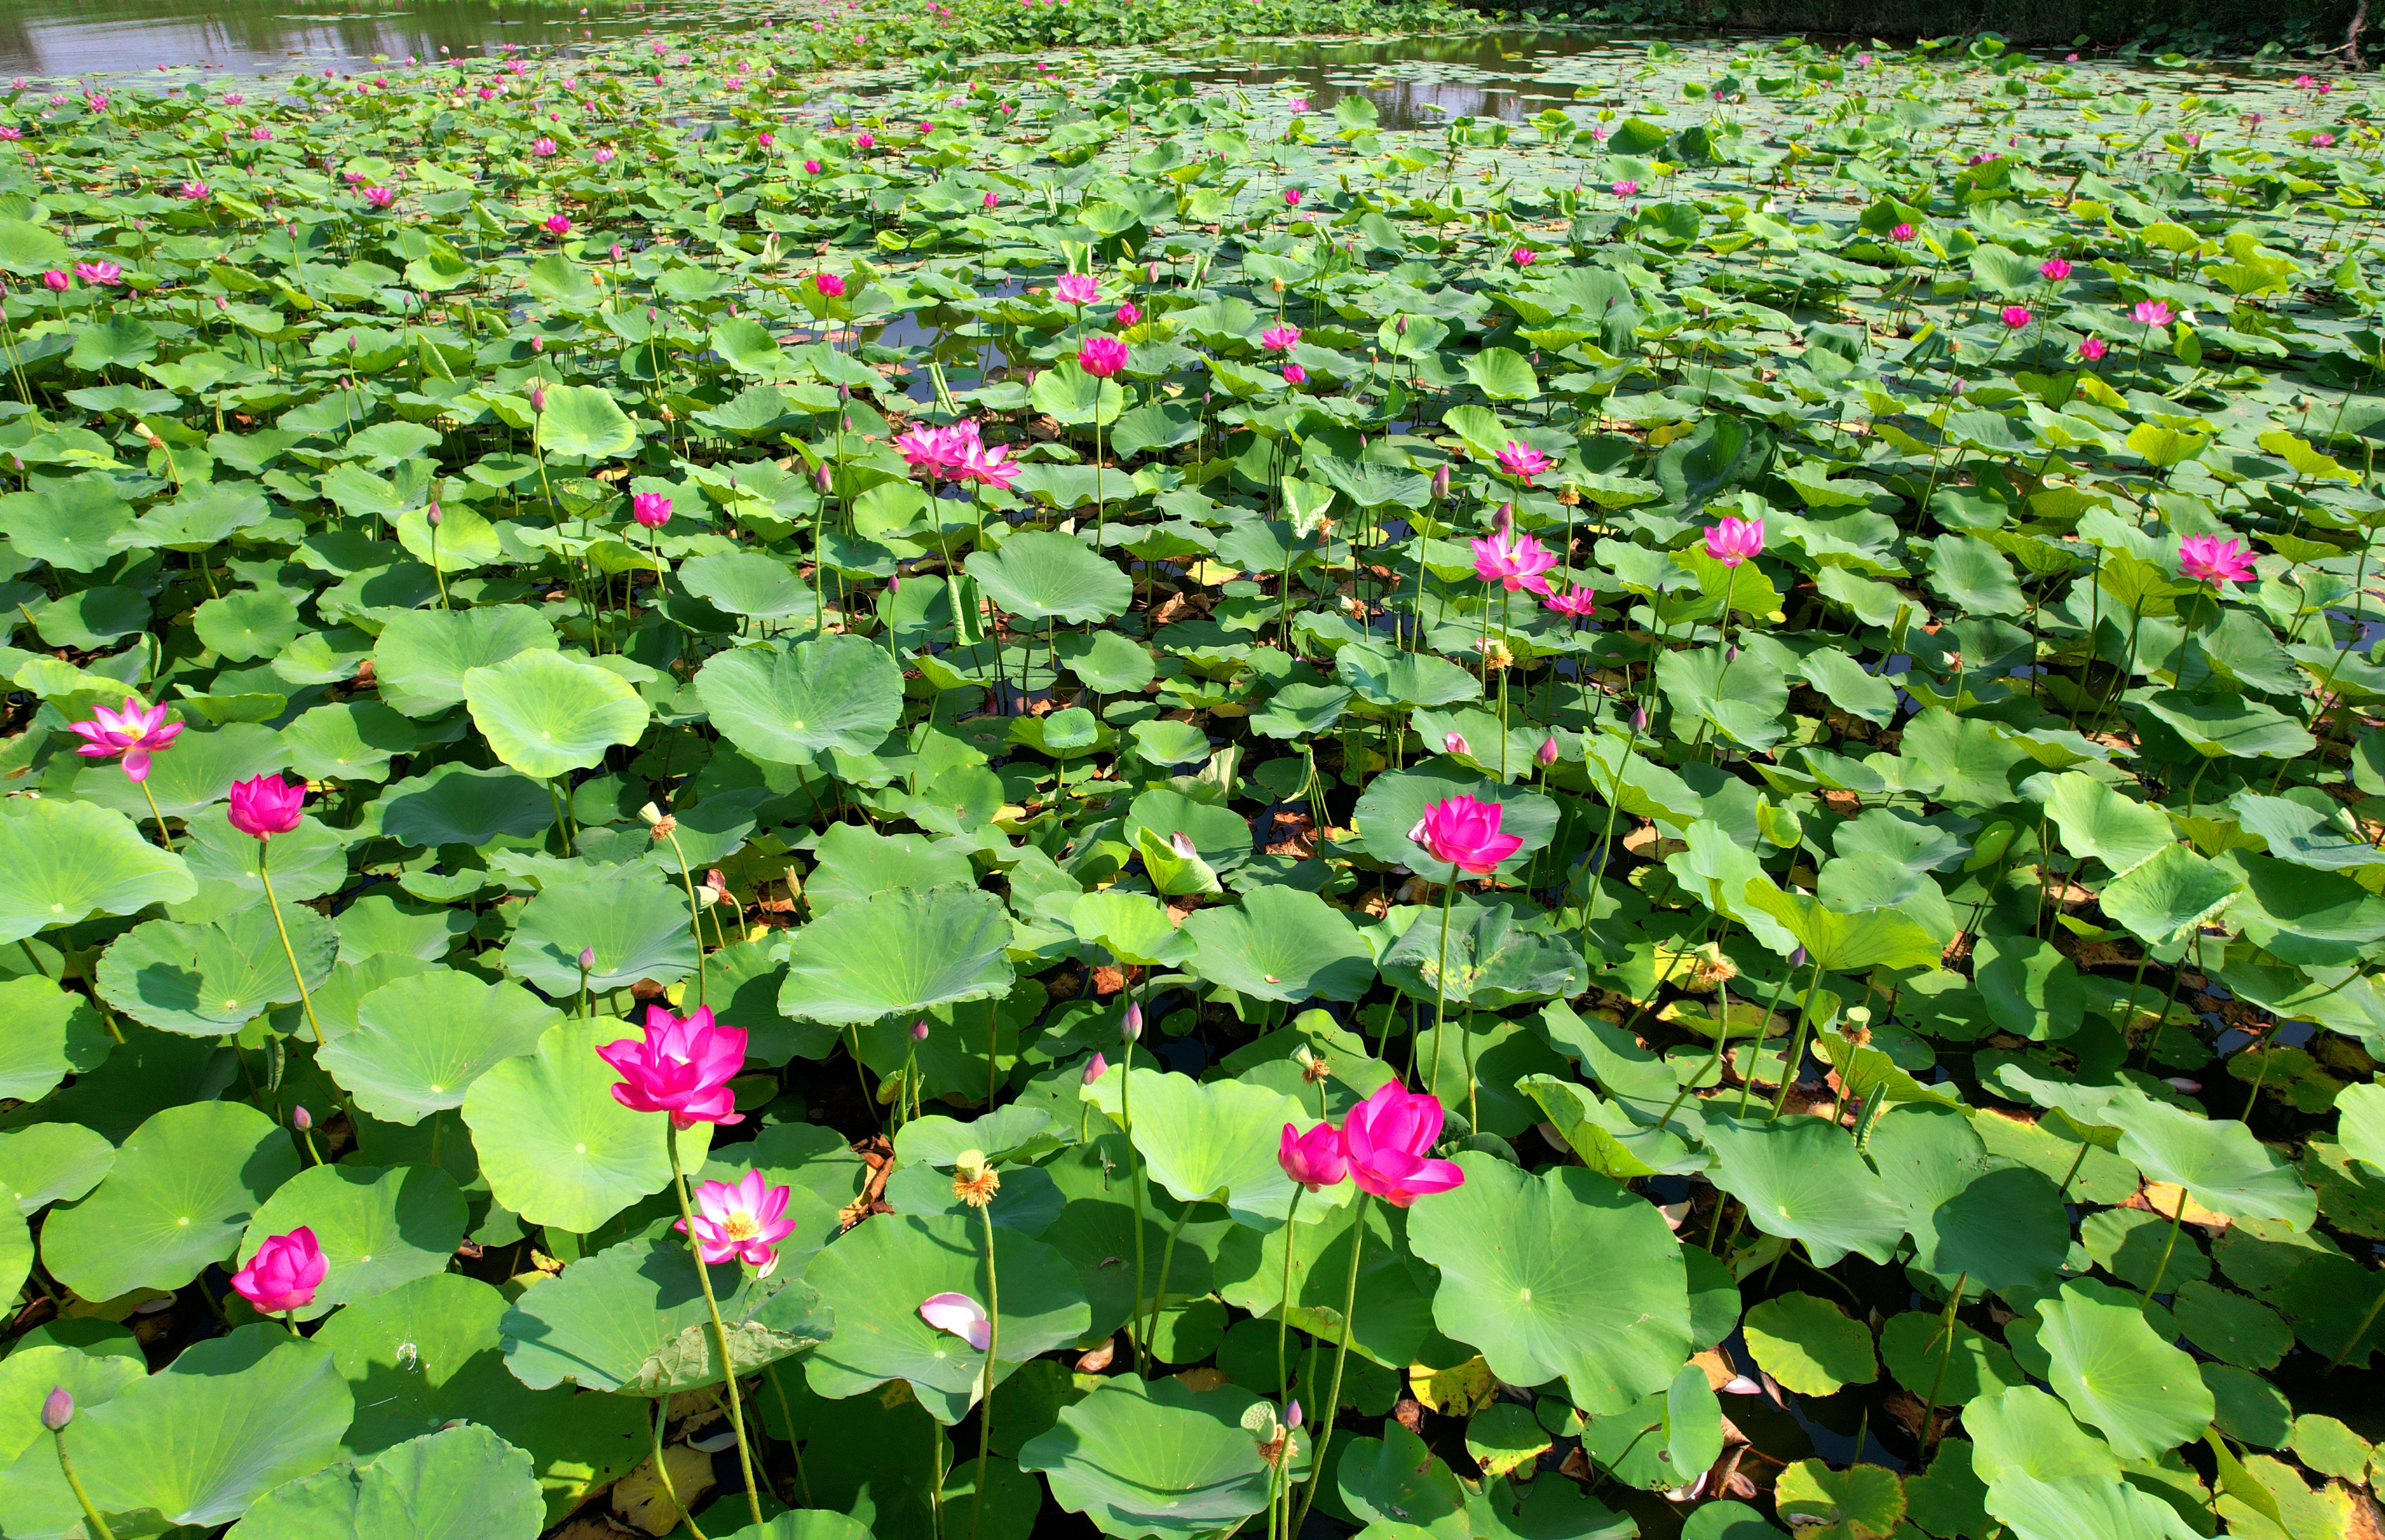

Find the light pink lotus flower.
xmin=1278 ymin=1121 xmax=1348 ymax=1191
xmin=1055 ymin=272 xmax=1099 ymax=305
xmin=2133 ymin=299 xmax=2173 ymax=328
xmin=1114 ymin=301 xmax=1141 ymax=328
xmin=895 ymin=424 xmax=962 ymax=479
xmin=955 ymin=427 xmax=1019 ymax=491
xmin=1260 ymin=324 xmax=1301 ymax=352
xmin=232 ymin=1227 xmax=327 ymax=1313
xmin=2178 ymin=535 xmax=2256 ymax=589
xmin=1495 ymin=440 xmax=1549 ymax=481
xmin=178 ymin=180 xmax=208 ymax=199
xmin=530 ymin=136 xmax=557 ymax=156
xmin=1890 ymin=222 xmax=1916 ymax=241
xmin=1340 ymin=1083 xmax=1465 ymax=1206
xmin=594 ymin=146 xmax=616 ymax=164
xmin=72 ymin=696 xmax=183 ymax=782
xmin=1702 ymin=516 xmax=1764 ymax=568
xmin=675 ymin=1169 xmax=796 ymax=1273
xmin=1471 ymin=514 xmax=1557 ymax=594
xmin=1288 ymin=97 xmax=1310 ymax=113
xmin=1611 ymin=178 xmax=1638 ymax=196
xmin=227 ymin=774 xmax=306 ymax=839
xmin=2080 ymin=337 xmax=2108 ymax=361
xmin=920 ymin=1292 xmax=991 ymax=1351
xmin=1543 ymin=583 xmax=1597 ymax=619
xmin=1409 ymin=794 xmax=1521 ymax=875
xmin=2313 ymin=133 xmax=2336 ymax=147
xmin=363 ymin=186 xmax=394 ymax=207
xmin=631 ymin=492 xmax=672 ymax=528
xmin=597 ymin=1003 xmax=748 ymax=1128
xmin=73 ymin=260 xmax=120 ymax=287
xmin=1442 ymin=731 xmax=1471 ymax=756
xmin=1078 ymin=337 xmax=1128 ymax=378
xmin=2000 ymin=304 xmax=2032 ymax=329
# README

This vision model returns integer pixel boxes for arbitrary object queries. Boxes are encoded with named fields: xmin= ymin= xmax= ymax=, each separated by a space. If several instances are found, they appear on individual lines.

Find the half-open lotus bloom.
xmin=920 ymin=1291 xmax=991 ymax=1351
xmin=1055 ymin=272 xmax=1099 ymax=305
xmin=814 ymin=271 xmax=847 ymax=300
xmin=1260 ymin=324 xmax=1301 ymax=352
xmin=1279 ymin=1121 xmax=1348 ymax=1190
xmin=2133 ymin=299 xmax=2173 ymax=328
xmin=676 ymin=1169 xmax=796 ymax=1273
xmin=1471 ymin=524 xmax=1557 ymax=594
xmin=957 ymin=435 xmax=1020 ymax=491
xmin=2179 ymin=535 xmax=2256 ymax=589
xmin=1543 ymin=584 xmax=1597 ymax=619
xmin=1495 ymin=441 xmax=1550 ymax=481
xmin=1340 ymin=1083 xmax=1465 ymax=1206
xmin=72 ymin=696 xmax=182 ymax=782
xmin=1409 ymin=794 xmax=1522 ymax=875
xmin=598 ymin=1003 xmax=748 ymax=1128
xmin=2000 ymin=305 xmax=2032 ymax=329
xmin=232 ymin=1226 xmax=327 ymax=1313
xmin=1078 ymin=336 xmax=1128 ymax=377
xmin=227 ymin=774 xmax=307 ymax=839
xmin=1702 ymin=516 xmax=1764 ymax=568
xmin=631 ymin=492 xmax=672 ymax=528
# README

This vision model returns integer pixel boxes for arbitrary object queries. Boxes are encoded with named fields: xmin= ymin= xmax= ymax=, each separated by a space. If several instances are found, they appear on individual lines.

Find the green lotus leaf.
xmin=97 ymin=904 xmax=337 ymax=1036
xmin=779 ymin=884 xmax=1016 ymax=1025
xmin=804 ymin=1212 xmax=1089 ymax=1423
xmin=501 ymin=1231 xmax=835 ymax=1395
xmin=313 ymin=1273 xmax=647 ymax=1521
xmin=1382 ymin=895 xmax=1586 ymax=1008
xmin=2097 ymin=842 xmax=2243 ymax=951
xmin=0 ymin=1121 xmax=114 ymax=1215
xmin=380 ymin=764 xmax=558 ymax=848
xmin=1027 ymin=360 xmax=1126 ymax=428
xmin=1406 ymin=1154 xmax=1690 ymax=1416
xmin=1879 ymin=1311 xmax=2026 ymax=1408
xmin=1867 ymin=1104 xmax=2068 ymax=1289
xmin=1068 ymin=889 xmax=1196 ymax=968
xmin=1182 ymin=885 xmax=1376 ymax=1004
xmin=235 ymin=1163 xmax=466 ymax=1320
xmin=1018 ymin=1375 xmax=1273 ymax=1540
xmin=39 ymin=1099 xmax=301 ymax=1299
xmin=2035 ymin=771 xmax=2174 ymax=878
xmin=0 ymin=974 xmax=111 ymax=1103
xmin=373 ymin=607 xmax=559 ymax=717
xmin=1744 ymin=1292 xmax=1878 ymax=1395
xmin=463 ymin=649 xmax=648 ymax=779
xmin=322 ymin=972 xmax=560 ymax=1124
xmin=697 ymin=633 xmax=904 ymax=763
xmin=681 ymin=551 xmax=818 ymax=619
xmin=1089 ymin=1067 xmax=1350 ymax=1227
xmin=1773 ymin=1459 xmax=1905 ymax=1540
xmin=2035 ymin=1280 xmax=2214 ymax=1459
xmin=1212 ymin=1188 xmax=1438 ymax=1369
xmin=1336 ymin=641 xmax=1482 ymax=710
xmin=501 ymin=869 xmax=698 ymax=994
xmin=966 ymin=531 xmax=1133 ymax=623
xmin=2102 ymin=1090 xmax=2315 ymax=1229
xmin=1982 ymin=1472 xmax=2203 ymax=1540
xmin=1348 ymin=768 xmax=1555 ymax=881
xmin=2141 ymin=690 xmax=2315 ymax=761
xmin=223 ymin=1424 xmax=544 ymax=1540
xmin=535 ymin=383 xmax=639 ymax=459
xmin=1701 ymin=1113 xmax=1906 ymax=1267
xmin=175 ymin=812 xmax=350 ymax=920
xmin=460 ymin=1018 xmax=711 ymax=1233
xmin=0 ymin=798 xmax=195 ymax=944
xmin=195 ymin=588 xmax=303 ymax=660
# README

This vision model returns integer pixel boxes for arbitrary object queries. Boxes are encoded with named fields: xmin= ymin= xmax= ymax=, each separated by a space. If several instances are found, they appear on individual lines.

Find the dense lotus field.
xmin=3 ymin=17 xmax=2385 ymax=1540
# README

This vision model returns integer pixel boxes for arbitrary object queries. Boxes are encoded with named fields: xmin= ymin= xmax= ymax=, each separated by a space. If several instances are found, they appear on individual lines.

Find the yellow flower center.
xmin=722 ymin=1211 xmax=761 ymax=1242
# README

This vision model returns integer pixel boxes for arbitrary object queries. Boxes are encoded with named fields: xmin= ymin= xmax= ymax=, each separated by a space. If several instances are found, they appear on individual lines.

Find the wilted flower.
xmin=919 ymin=1292 xmax=991 ymax=1351
xmin=951 ymin=1148 xmax=1001 ymax=1208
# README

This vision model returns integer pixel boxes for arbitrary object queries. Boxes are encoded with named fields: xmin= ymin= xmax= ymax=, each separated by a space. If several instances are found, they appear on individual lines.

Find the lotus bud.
xmin=1396 ymin=314 xmax=1409 ymax=334
xmin=1122 ymin=1003 xmax=1143 ymax=1042
xmin=532 ymin=335 xmax=545 ymax=353
xmin=292 ymin=1105 xmax=312 ymax=1131
xmin=1083 ymin=1051 xmax=1108 ymax=1083
xmin=1630 ymin=703 xmax=1648 ymax=733
xmin=1284 ymin=1399 xmax=1303 ymax=1430
xmin=578 ymin=946 xmax=596 ymax=970
xmin=1791 ymin=946 xmax=1808 ymax=967
xmin=912 ymin=1019 xmax=930 ymax=1041
xmin=1430 ymin=464 xmax=1450 ymax=502
xmin=611 ymin=242 xmax=623 ymax=260
xmin=426 ymin=501 xmax=443 ymax=527
xmin=530 ymin=383 xmax=546 ymax=413
xmin=41 ymin=1387 xmax=71 ymax=1431
xmin=1537 ymin=734 xmax=1559 ymax=767
xmin=1726 ymin=644 xmax=1738 ymax=662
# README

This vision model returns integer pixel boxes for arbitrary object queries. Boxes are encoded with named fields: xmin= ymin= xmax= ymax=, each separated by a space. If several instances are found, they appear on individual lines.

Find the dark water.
xmin=1172 ymin=31 xmax=1647 ymax=131
xmin=0 ymin=0 xmax=660 ymax=78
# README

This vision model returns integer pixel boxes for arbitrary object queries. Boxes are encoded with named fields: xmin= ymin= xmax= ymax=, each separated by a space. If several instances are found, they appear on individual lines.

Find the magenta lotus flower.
xmin=631 ymin=492 xmax=672 ymax=528
xmin=1890 ymin=222 xmax=1916 ymax=241
xmin=1611 ymin=178 xmax=1639 ymax=197
xmin=2000 ymin=304 xmax=2032 ymax=329
xmin=1702 ymin=516 xmax=1764 ymax=568
xmin=2040 ymin=257 xmax=2072 ymax=281
xmin=2133 ymin=299 xmax=2173 ymax=328
xmin=982 ymin=190 xmax=999 ymax=207
xmin=958 ymin=435 xmax=1020 ymax=491
xmin=232 ymin=1227 xmax=327 ymax=1313
xmin=855 ymin=132 xmax=875 ymax=149
xmin=1114 ymin=301 xmax=1141 ymax=327
xmin=920 ymin=1292 xmax=991 ymax=1351
xmin=41 ymin=271 xmax=65 ymax=292
xmin=1260 ymin=324 xmax=1301 ymax=352
xmin=1511 ymin=246 xmax=1535 ymax=267
xmin=804 ymin=158 xmax=823 ymax=174
xmin=543 ymin=213 xmax=571 ymax=236
xmin=363 ymin=186 xmax=394 ymax=207
xmin=71 ymin=696 xmax=183 ymax=783
xmin=675 ymin=1169 xmax=797 ymax=1273
xmin=178 ymin=180 xmax=208 ymax=199
xmin=597 ymin=1003 xmax=747 ymax=1128
xmin=1283 ymin=364 xmax=1307 ymax=387
xmin=530 ymin=135 xmax=557 ymax=156
xmin=895 ymin=424 xmax=959 ymax=478
xmin=1408 ymin=794 xmax=1522 ymax=875
xmin=1278 ymin=1121 xmax=1348 ymax=1191
xmin=1282 ymin=187 xmax=1302 ymax=207
xmin=1495 ymin=440 xmax=1549 ymax=481
xmin=1339 ymin=1083 xmax=1465 ymax=1207
xmin=1078 ymin=336 xmax=1128 ymax=378
xmin=813 ymin=271 xmax=847 ymax=300
xmin=73 ymin=261 xmax=120 ymax=287
xmin=1543 ymin=583 xmax=1597 ymax=619
xmin=1471 ymin=521 xmax=1557 ymax=594
xmin=1055 ymin=272 xmax=1099 ymax=305
xmin=2080 ymin=336 xmax=2108 ymax=361
xmin=227 ymin=774 xmax=306 ymax=839
xmin=2178 ymin=535 xmax=2256 ymax=589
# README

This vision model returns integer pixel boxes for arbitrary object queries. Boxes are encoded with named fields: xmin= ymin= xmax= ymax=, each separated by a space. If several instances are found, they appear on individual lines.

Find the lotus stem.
xmin=1290 ymin=1190 xmax=1369 ymax=1537
xmin=970 ymin=1201 xmax=999 ymax=1540
xmin=1916 ymin=1272 xmax=1967 ymax=1449
xmin=139 ymin=781 xmax=174 ymax=852
xmin=661 ymin=824 xmax=708 ymax=1008
xmin=651 ymin=1393 xmax=710 ymax=1540
xmin=51 ymin=1426 xmax=116 ymax=1540
xmin=1425 ymin=873 xmax=1456 ymax=1096
xmin=257 ymin=846 xmax=326 ymax=1049
xmin=666 ymin=1123 xmax=766 ymax=1528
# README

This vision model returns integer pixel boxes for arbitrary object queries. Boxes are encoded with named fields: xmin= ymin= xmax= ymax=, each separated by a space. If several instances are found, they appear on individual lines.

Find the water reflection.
xmin=1169 ymin=30 xmax=1647 ymax=130
xmin=0 ymin=0 xmax=656 ymax=78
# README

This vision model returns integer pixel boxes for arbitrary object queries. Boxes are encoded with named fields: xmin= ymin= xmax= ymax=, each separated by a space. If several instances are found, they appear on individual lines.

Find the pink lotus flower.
xmin=804 ymin=158 xmax=822 ymax=174
xmin=1282 ymin=187 xmax=1303 ymax=207
xmin=919 ymin=1291 xmax=990 ymax=1351
xmin=982 ymin=190 xmax=999 ymax=207
xmin=594 ymin=146 xmax=616 ymax=164
xmin=72 ymin=697 xmax=184 ymax=782
xmin=855 ymin=132 xmax=875 ymax=149
xmin=41 ymin=271 xmax=64 ymax=292
xmin=1339 ymin=1083 xmax=1465 ymax=1206
xmin=2000 ymin=305 xmax=2032 ymax=329
xmin=2040 ymin=257 xmax=2072 ymax=281
xmin=178 ymin=180 xmax=208 ymax=199
xmin=1409 ymin=794 xmax=1522 ymax=875
xmin=1495 ymin=440 xmax=1549 ymax=481
xmin=1543 ymin=583 xmax=1597 ymax=619
xmin=0 ymin=127 xmax=18 ymax=142
xmin=543 ymin=213 xmax=571 ymax=237
xmin=2178 ymin=535 xmax=2256 ymax=589
xmin=1289 ymin=97 xmax=1310 ymax=113
xmin=1056 ymin=272 xmax=1100 ymax=306
xmin=1114 ymin=301 xmax=1141 ymax=327
xmin=1471 ymin=517 xmax=1557 ymax=595
xmin=249 ymin=125 xmax=273 ymax=141
xmin=957 ymin=434 xmax=1020 ymax=491
xmin=2080 ymin=337 xmax=2108 ymax=361
xmin=1078 ymin=336 xmax=1128 ymax=378
xmin=2296 ymin=73 xmax=2317 ymax=88
xmin=530 ymin=136 xmax=557 ymax=156
xmin=2133 ymin=299 xmax=2173 ymax=328
xmin=1512 ymin=246 xmax=1535 ymax=267
xmin=675 ymin=1169 xmax=796 ymax=1273
xmin=1890 ymin=222 xmax=1916 ymax=241
xmin=813 ymin=271 xmax=847 ymax=300
xmin=1611 ymin=178 xmax=1638 ymax=196
xmin=73 ymin=261 xmax=120 ymax=287
xmin=1278 ymin=1121 xmax=1348 ymax=1191
xmin=227 ymin=774 xmax=307 ymax=839
xmin=232 ymin=1227 xmax=327 ymax=1314
xmin=363 ymin=186 xmax=394 ymax=208
xmin=631 ymin=492 xmax=672 ymax=528
xmin=757 ymin=133 xmax=775 ymax=149
xmin=597 ymin=1003 xmax=747 ymax=1128
xmin=1260 ymin=324 xmax=1301 ymax=352
xmin=1702 ymin=516 xmax=1764 ymax=568
xmin=1283 ymin=364 xmax=1308 ymax=387
xmin=2312 ymin=133 xmax=2336 ymax=147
